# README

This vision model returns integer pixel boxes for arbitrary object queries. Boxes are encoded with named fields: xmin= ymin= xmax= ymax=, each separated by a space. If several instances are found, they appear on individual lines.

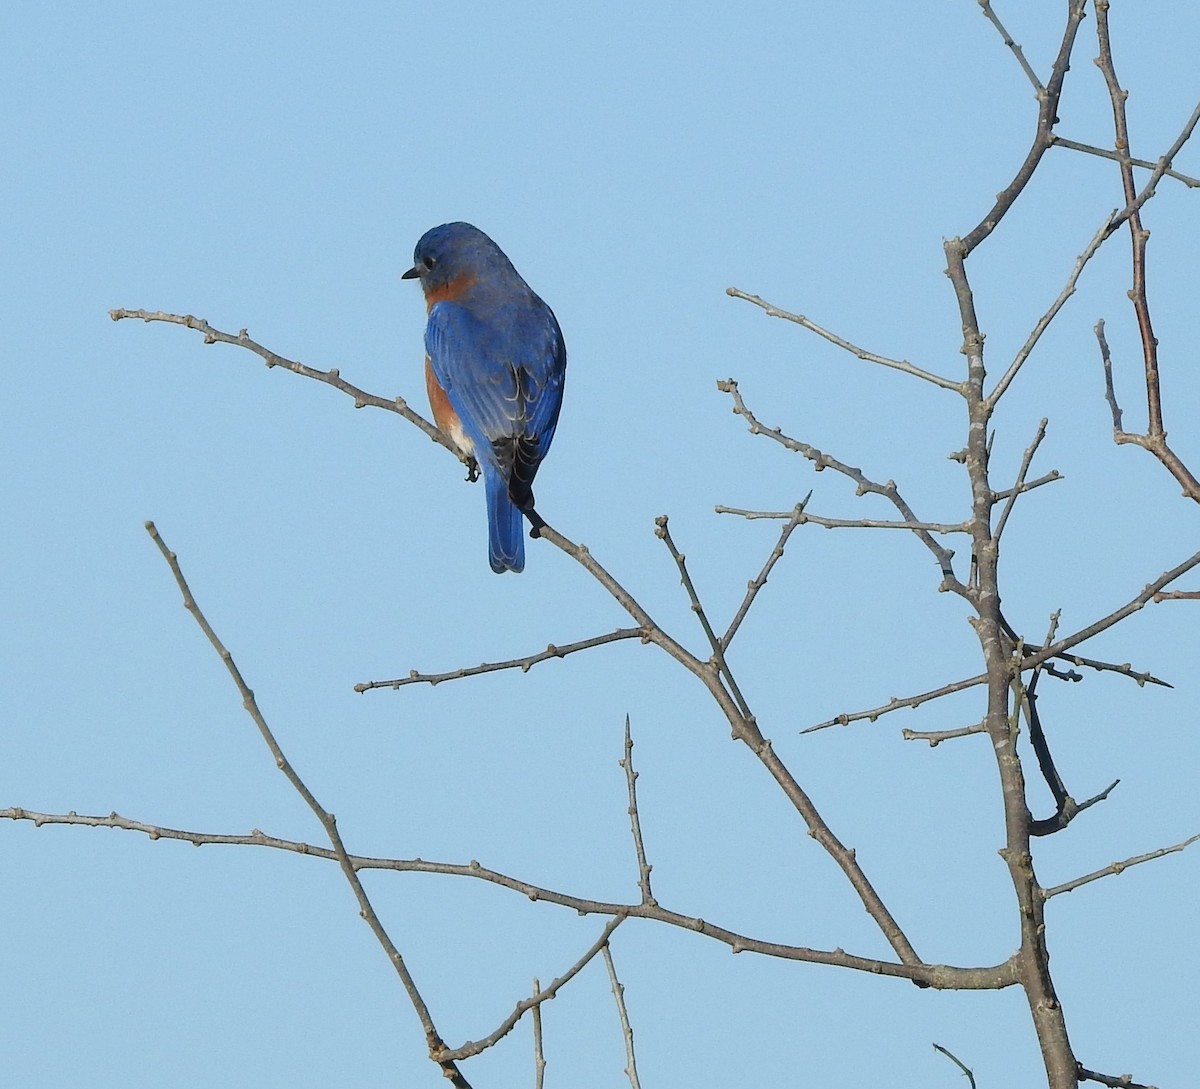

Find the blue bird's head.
xmin=401 ymin=222 xmax=519 ymax=300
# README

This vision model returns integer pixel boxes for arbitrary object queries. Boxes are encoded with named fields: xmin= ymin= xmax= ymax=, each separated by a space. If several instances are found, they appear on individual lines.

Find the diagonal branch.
xmin=1043 ymin=831 xmax=1200 ymax=899
xmin=933 ymin=1041 xmax=978 ymax=1089
xmin=1077 ymin=1065 xmax=1159 ymax=1089
xmin=656 ymin=515 xmax=751 ymax=718
xmin=355 ymin=628 xmax=646 ymax=693
xmin=978 ymin=0 xmax=1042 ymax=93
xmin=436 ymin=917 xmax=626 ymax=1062
xmin=531 ymin=519 xmax=924 ymax=968
xmin=717 ymin=379 xmax=965 ymax=596
xmin=987 ymin=219 xmax=1111 ymax=405
xmin=1092 ymin=5 xmax=1200 ymax=501
xmin=109 ymin=308 xmax=474 ymax=474
xmin=1051 ymin=135 xmax=1200 ymax=187
xmin=0 ymin=806 xmax=1021 ymax=987
xmin=716 ymin=504 xmax=970 ymax=534
xmin=720 ymin=497 xmax=809 ymax=649
xmin=902 ymin=721 xmax=987 ymax=746
xmin=1018 ymin=549 xmax=1200 ymax=672
xmin=144 ymin=521 xmax=473 ymax=1089
xmin=993 ymin=418 xmax=1050 ymax=541
xmin=805 ymin=672 xmax=990 ymax=734
xmin=962 ymin=0 xmax=1087 ymax=255
xmin=603 ymin=945 xmax=643 ymax=1089
xmin=725 ymin=288 xmax=962 ymax=391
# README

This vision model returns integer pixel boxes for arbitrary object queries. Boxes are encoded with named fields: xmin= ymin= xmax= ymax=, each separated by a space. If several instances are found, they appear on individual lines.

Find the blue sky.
xmin=3 ymin=3 xmax=1198 ymax=1086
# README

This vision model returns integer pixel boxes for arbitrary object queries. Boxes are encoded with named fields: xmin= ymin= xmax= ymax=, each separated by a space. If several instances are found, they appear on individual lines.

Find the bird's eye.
xmin=423 ymin=256 xmax=436 ymax=271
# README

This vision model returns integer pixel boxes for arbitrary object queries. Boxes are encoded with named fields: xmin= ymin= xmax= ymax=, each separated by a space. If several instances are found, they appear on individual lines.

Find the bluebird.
xmin=403 ymin=222 xmax=567 ymax=573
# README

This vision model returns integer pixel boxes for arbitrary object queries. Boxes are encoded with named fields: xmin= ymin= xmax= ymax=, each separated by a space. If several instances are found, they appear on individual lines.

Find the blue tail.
xmin=484 ymin=466 xmax=525 ymax=573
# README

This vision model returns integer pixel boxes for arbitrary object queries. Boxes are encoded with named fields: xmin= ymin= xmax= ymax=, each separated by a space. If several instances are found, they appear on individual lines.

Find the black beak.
xmin=401 ymin=265 xmax=421 ymax=280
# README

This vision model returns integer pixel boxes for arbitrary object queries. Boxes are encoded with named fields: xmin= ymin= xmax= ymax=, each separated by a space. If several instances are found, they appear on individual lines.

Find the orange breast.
xmin=424 ymin=272 xmax=477 ymax=309
xmin=425 ymin=357 xmax=473 ymax=458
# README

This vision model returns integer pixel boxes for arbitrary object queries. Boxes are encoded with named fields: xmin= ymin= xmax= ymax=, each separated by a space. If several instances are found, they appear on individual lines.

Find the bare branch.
xmin=717 ymin=379 xmax=965 ymax=596
xmin=531 ymin=518 xmax=926 ymax=966
xmin=1152 ymin=590 xmax=1200 ymax=603
xmin=978 ymin=0 xmax=1042 ymax=93
xmin=531 ymin=979 xmax=546 ymax=1089
xmin=716 ymin=505 xmax=970 ymax=534
xmin=109 ymin=308 xmax=472 ymax=471
xmin=961 ymin=1 xmax=1087 ymax=254
xmin=808 ymin=611 xmax=1173 ymax=735
xmin=437 ymin=918 xmax=625 ymax=1062
xmin=621 ymin=716 xmax=656 ymax=906
xmin=989 ymin=469 xmax=1063 ymax=501
xmin=1076 ymin=1065 xmax=1159 ymax=1089
xmin=0 ymin=806 xmax=1020 ymax=988
xmin=933 ymin=1041 xmax=978 ymax=1089
xmin=1103 ymin=97 xmax=1200 ymax=238
xmin=902 ymin=722 xmax=987 ymax=747
xmin=993 ymin=418 xmax=1049 ymax=541
xmin=602 ymin=945 xmax=642 ymax=1089
xmin=806 ymin=674 xmax=989 ymax=734
xmin=355 ymin=628 xmax=646 ymax=693
xmin=656 ymin=515 xmax=751 ymax=717
xmin=1093 ymin=6 xmax=1200 ymax=501
xmin=725 ymin=288 xmax=962 ymax=391
xmin=143 ymin=522 xmax=473 ymax=1088
xmin=1043 ymin=832 xmax=1200 ymax=900
xmin=719 ymin=497 xmax=809 ymax=649
xmin=1019 ymin=549 xmax=1200 ymax=671
xmin=1095 ymin=318 xmax=1126 ymax=432
xmin=987 ymin=219 xmax=1111 ymax=405
xmin=1051 ymin=135 xmax=1200 ymax=188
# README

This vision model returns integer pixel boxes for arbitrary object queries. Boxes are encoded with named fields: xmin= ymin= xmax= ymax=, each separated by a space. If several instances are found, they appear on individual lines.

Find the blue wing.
xmin=426 ymin=298 xmax=566 ymax=509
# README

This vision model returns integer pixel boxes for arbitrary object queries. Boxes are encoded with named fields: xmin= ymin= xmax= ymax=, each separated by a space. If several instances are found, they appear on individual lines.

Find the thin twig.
xmin=933 ymin=1041 xmax=978 ymax=1089
xmin=1103 ymin=98 xmax=1200 ymax=239
xmin=961 ymin=1 xmax=1087 ymax=255
xmin=621 ymin=716 xmax=656 ymax=906
xmin=993 ymin=419 xmax=1049 ymax=540
xmin=531 ymin=979 xmax=546 ymax=1089
xmin=716 ymin=505 xmax=970 ymax=534
xmin=355 ymin=628 xmax=646 ymax=693
xmin=987 ymin=219 xmax=1111 ymax=405
xmin=718 ymin=378 xmax=965 ymax=596
xmin=144 ymin=522 xmax=472 ymax=1089
xmin=1030 ymin=780 xmax=1121 ymax=838
xmin=720 ymin=497 xmax=810 ymax=649
xmin=807 ymin=608 xmax=1174 ymax=732
xmin=990 ymin=469 xmax=1063 ymax=501
xmin=806 ymin=674 xmax=990 ymax=734
xmin=1019 ymin=549 xmax=1200 ymax=671
xmin=1152 ymin=589 xmax=1200 ymax=602
xmin=1077 ymin=1064 xmax=1158 ymax=1089
xmin=725 ymin=288 xmax=961 ymax=391
xmin=1052 ymin=135 xmax=1200 ymax=187
xmin=437 ymin=917 xmax=626 ymax=1062
xmin=602 ymin=945 xmax=642 ymax=1089
xmin=1020 ymin=671 xmax=1069 ymax=818
xmin=656 ymin=514 xmax=752 ymax=718
xmin=978 ymin=0 xmax=1042 ymax=92
xmin=110 ymin=308 xmax=473 ymax=472
xmin=1093 ymin=5 xmax=1200 ymax=500
xmin=1096 ymin=3 xmax=1159 ymax=437
xmin=902 ymin=722 xmax=987 ymax=747
xmin=1096 ymin=318 xmax=1126 ymax=432
xmin=1043 ymin=833 xmax=1200 ymax=899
